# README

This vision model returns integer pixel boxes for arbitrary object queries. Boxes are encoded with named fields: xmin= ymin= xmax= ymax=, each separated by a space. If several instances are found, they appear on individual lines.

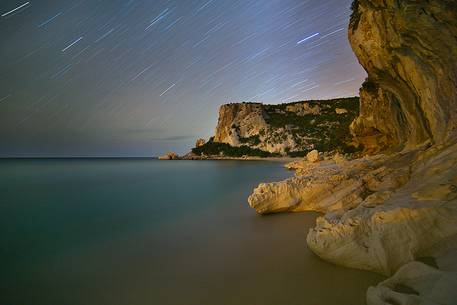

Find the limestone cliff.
xmin=349 ymin=0 xmax=457 ymax=153
xmin=203 ymin=98 xmax=359 ymax=157
xmin=248 ymin=0 xmax=457 ymax=304
xmin=214 ymin=103 xmax=268 ymax=147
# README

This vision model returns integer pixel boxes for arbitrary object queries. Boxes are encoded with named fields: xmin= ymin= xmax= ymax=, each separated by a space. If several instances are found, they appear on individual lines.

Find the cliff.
xmin=248 ymin=1 xmax=457 ymax=304
xmin=192 ymin=98 xmax=359 ymax=158
xmin=349 ymin=0 xmax=457 ymax=154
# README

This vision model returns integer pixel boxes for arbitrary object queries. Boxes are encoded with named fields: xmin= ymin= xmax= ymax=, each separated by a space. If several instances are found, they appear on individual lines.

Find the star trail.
xmin=0 ymin=0 xmax=366 ymax=157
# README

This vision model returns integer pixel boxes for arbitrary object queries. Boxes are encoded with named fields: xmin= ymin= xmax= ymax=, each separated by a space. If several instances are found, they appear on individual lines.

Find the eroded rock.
xmin=247 ymin=1 xmax=457 ymax=304
xmin=349 ymin=0 xmax=457 ymax=153
xmin=367 ymin=260 xmax=457 ymax=305
xmin=249 ymin=143 xmax=457 ymax=304
xmin=248 ymin=154 xmax=394 ymax=215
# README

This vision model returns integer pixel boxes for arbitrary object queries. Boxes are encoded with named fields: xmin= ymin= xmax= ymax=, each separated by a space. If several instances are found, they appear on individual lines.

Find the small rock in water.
xmin=158 ymin=151 xmax=179 ymax=160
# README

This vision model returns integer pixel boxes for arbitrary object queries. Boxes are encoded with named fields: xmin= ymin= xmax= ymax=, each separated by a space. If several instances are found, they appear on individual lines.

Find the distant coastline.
xmin=179 ymin=155 xmax=299 ymax=162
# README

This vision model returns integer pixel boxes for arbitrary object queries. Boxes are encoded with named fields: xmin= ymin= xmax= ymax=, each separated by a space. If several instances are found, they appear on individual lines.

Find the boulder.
xmin=335 ymin=108 xmax=348 ymax=115
xmin=286 ymin=102 xmax=321 ymax=116
xmin=335 ymin=108 xmax=348 ymax=114
xmin=306 ymin=150 xmax=320 ymax=163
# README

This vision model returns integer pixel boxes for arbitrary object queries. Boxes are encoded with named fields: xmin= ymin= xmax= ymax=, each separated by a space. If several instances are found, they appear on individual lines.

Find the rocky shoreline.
xmin=159 ymin=148 xmax=333 ymax=163
xmin=249 ymin=143 xmax=457 ymax=304
xmin=158 ymin=152 xmax=300 ymax=162
xmin=248 ymin=1 xmax=457 ymax=304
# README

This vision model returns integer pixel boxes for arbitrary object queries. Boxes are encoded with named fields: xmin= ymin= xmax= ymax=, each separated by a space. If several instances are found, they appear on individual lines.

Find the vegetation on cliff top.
xmin=192 ymin=139 xmax=279 ymax=158
xmin=263 ymin=97 xmax=360 ymax=155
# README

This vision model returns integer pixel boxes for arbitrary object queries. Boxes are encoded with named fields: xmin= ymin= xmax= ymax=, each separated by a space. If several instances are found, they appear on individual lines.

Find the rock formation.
xmin=249 ymin=143 xmax=457 ymax=304
xmin=158 ymin=151 xmax=179 ymax=160
xmin=195 ymin=138 xmax=206 ymax=148
xmin=248 ymin=0 xmax=457 ymax=304
xmin=349 ymin=0 xmax=457 ymax=153
xmin=306 ymin=149 xmax=321 ymax=163
xmin=214 ymin=103 xmax=268 ymax=147
xmin=204 ymin=98 xmax=359 ymax=157
xmin=367 ymin=258 xmax=457 ymax=305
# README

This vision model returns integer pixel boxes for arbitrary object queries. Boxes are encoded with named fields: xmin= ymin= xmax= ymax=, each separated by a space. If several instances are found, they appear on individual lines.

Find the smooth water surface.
xmin=0 ymin=159 xmax=383 ymax=305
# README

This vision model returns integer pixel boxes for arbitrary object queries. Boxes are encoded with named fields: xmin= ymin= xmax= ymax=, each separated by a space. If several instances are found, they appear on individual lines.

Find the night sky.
xmin=0 ymin=0 xmax=366 ymax=157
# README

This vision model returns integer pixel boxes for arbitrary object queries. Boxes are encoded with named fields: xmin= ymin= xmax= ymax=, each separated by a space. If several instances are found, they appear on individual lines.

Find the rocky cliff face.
xmin=211 ymin=98 xmax=358 ymax=156
xmin=214 ymin=103 xmax=269 ymax=147
xmin=349 ymin=0 xmax=457 ymax=153
xmin=248 ymin=1 xmax=457 ymax=304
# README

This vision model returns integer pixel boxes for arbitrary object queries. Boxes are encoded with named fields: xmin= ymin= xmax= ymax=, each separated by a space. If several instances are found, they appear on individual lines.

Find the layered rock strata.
xmin=349 ymin=0 xmax=457 ymax=153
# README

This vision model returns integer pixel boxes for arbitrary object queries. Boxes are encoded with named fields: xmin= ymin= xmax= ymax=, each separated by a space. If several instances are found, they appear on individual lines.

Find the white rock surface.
xmin=367 ymin=258 xmax=457 ymax=305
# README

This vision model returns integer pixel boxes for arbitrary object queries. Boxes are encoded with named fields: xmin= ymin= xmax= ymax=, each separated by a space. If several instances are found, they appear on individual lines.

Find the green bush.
xmin=262 ymin=97 xmax=360 ymax=154
xmin=288 ymin=150 xmax=308 ymax=158
xmin=239 ymin=135 xmax=261 ymax=146
xmin=192 ymin=141 xmax=279 ymax=158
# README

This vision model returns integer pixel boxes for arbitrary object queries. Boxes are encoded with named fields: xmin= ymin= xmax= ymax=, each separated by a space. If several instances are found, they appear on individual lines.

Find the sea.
xmin=0 ymin=159 xmax=383 ymax=305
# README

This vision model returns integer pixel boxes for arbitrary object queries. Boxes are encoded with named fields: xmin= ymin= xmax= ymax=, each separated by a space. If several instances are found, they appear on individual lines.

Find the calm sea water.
xmin=0 ymin=159 xmax=382 ymax=305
